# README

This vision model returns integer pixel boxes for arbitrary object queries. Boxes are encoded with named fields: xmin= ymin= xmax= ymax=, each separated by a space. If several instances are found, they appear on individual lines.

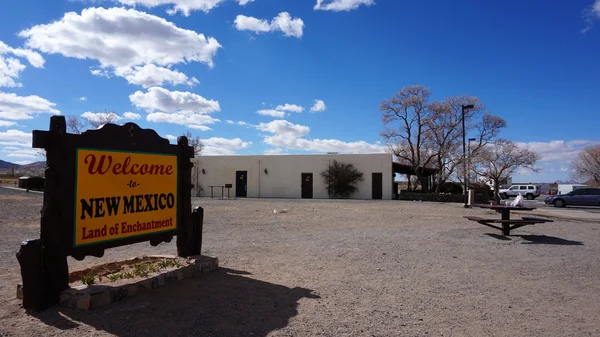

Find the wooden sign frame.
xmin=16 ymin=116 xmax=203 ymax=311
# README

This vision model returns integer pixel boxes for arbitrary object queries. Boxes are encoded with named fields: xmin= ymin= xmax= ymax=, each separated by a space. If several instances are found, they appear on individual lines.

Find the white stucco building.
xmin=192 ymin=153 xmax=394 ymax=200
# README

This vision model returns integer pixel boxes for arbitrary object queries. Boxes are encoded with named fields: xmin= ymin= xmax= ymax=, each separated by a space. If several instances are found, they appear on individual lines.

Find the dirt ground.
xmin=1 ymin=186 xmax=600 ymax=337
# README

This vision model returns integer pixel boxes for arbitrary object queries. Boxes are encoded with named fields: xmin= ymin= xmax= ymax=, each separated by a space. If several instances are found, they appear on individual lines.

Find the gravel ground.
xmin=1 ymin=186 xmax=600 ymax=336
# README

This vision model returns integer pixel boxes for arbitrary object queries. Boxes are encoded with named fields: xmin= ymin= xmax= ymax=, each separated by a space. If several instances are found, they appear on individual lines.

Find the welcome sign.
xmin=74 ymin=148 xmax=178 ymax=247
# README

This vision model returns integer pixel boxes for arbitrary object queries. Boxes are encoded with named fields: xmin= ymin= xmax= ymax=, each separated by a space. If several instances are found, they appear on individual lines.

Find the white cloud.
xmin=516 ymin=140 xmax=600 ymax=162
xmin=276 ymin=103 xmax=304 ymax=113
xmin=81 ymin=111 xmax=121 ymax=123
xmin=202 ymin=146 xmax=236 ymax=155
xmin=0 ymin=40 xmax=45 ymax=88
xmin=0 ymin=57 xmax=26 ymax=88
xmin=19 ymin=7 xmax=221 ymax=85
xmin=257 ymin=120 xmax=310 ymax=138
xmin=146 ymin=112 xmax=219 ymax=128
xmin=165 ymin=134 xmax=177 ymax=141
xmin=189 ymin=124 xmax=212 ymax=131
xmin=0 ymin=40 xmax=45 ymax=68
xmin=237 ymin=121 xmax=251 ymax=127
xmin=314 ymin=0 xmax=375 ymax=11
xmin=235 ymin=12 xmax=304 ymax=38
xmin=237 ymin=0 xmax=255 ymax=5
xmin=130 ymin=87 xmax=220 ymax=128
xmin=90 ymin=68 xmax=111 ymax=78
xmin=115 ymin=64 xmax=198 ymax=88
xmin=582 ymin=0 xmax=600 ymax=33
xmin=0 ymin=129 xmax=32 ymax=146
xmin=0 ymin=120 xmax=17 ymax=127
xmin=113 ymin=0 xmax=225 ymax=16
xmin=202 ymin=137 xmax=251 ymax=150
xmin=310 ymin=99 xmax=326 ymax=112
xmin=264 ymin=148 xmax=285 ymax=155
xmin=130 ymin=87 xmax=220 ymax=114
xmin=123 ymin=112 xmax=142 ymax=120
xmin=0 ymin=91 xmax=60 ymax=120
xmin=560 ymin=166 xmax=569 ymax=172
xmin=79 ymin=96 xmax=87 ymax=101
xmin=256 ymin=119 xmax=384 ymax=153
xmin=225 ymin=120 xmax=235 ymax=124
xmin=257 ymin=109 xmax=285 ymax=118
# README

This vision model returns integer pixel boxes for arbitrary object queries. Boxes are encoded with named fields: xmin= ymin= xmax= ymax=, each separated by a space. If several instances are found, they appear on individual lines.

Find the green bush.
xmin=321 ymin=160 xmax=364 ymax=199
xmin=432 ymin=182 xmax=463 ymax=194
xmin=470 ymin=182 xmax=493 ymax=198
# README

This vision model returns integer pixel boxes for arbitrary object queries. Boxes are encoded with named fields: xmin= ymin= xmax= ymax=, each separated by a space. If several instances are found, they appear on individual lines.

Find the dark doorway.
xmin=301 ymin=173 xmax=313 ymax=199
xmin=372 ymin=173 xmax=383 ymax=200
xmin=236 ymin=171 xmax=247 ymax=197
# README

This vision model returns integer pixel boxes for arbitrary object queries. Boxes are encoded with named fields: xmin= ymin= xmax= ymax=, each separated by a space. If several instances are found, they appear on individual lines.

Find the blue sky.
xmin=0 ymin=0 xmax=599 ymax=183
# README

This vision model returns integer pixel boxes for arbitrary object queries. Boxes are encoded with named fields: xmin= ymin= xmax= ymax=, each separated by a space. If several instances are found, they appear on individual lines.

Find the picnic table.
xmin=464 ymin=203 xmax=554 ymax=235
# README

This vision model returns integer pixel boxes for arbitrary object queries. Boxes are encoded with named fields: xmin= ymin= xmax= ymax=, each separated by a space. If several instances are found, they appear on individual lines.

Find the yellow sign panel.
xmin=74 ymin=148 xmax=177 ymax=247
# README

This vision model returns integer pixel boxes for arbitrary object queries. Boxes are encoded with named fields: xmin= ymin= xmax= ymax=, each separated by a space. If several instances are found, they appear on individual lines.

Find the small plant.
xmin=149 ymin=264 xmax=160 ymax=273
xmin=124 ymin=271 xmax=135 ymax=279
xmin=134 ymin=264 xmax=149 ymax=277
xmin=321 ymin=160 xmax=364 ymax=199
xmin=108 ymin=274 xmax=121 ymax=282
xmin=81 ymin=275 xmax=96 ymax=285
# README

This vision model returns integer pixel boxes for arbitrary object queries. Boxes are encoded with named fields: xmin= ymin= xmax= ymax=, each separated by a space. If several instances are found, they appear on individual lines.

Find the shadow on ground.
xmin=29 ymin=268 xmax=320 ymax=337
xmin=518 ymin=235 xmax=584 ymax=246
xmin=485 ymin=233 xmax=512 ymax=241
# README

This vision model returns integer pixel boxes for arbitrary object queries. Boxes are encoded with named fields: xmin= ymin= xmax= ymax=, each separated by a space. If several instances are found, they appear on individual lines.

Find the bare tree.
xmin=380 ymin=85 xmax=437 ymax=190
xmin=182 ymin=131 xmax=204 ymax=197
xmin=428 ymin=96 xmax=506 ymax=192
xmin=571 ymin=145 xmax=600 ymax=186
xmin=182 ymin=131 xmax=204 ymax=156
xmin=380 ymin=85 xmax=505 ymax=192
xmin=87 ymin=112 xmax=120 ymax=129
xmin=66 ymin=115 xmax=87 ymax=134
xmin=66 ymin=112 xmax=120 ymax=134
xmin=472 ymin=139 xmax=540 ymax=203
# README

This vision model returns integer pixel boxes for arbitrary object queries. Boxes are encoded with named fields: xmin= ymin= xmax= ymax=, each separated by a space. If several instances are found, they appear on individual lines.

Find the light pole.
xmin=462 ymin=104 xmax=474 ymax=208
xmin=467 ymin=137 xmax=476 ymax=192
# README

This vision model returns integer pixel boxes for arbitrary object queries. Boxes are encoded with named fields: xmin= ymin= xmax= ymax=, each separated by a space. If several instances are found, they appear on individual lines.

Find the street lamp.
xmin=467 ymin=137 xmax=476 ymax=192
xmin=462 ymin=104 xmax=474 ymax=208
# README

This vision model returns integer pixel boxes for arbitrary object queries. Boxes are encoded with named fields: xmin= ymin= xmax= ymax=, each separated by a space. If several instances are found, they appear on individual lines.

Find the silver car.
xmin=545 ymin=188 xmax=600 ymax=208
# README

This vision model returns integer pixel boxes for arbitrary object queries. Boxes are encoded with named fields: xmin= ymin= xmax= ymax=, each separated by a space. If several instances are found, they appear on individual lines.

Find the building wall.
xmin=193 ymin=153 xmax=393 ymax=200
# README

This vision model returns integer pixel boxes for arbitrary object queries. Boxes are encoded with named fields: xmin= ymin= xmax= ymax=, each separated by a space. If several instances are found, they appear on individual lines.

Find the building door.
xmin=236 ymin=171 xmax=247 ymax=197
xmin=301 ymin=173 xmax=313 ymax=199
xmin=372 ymin=173 xmax=383 ymax=200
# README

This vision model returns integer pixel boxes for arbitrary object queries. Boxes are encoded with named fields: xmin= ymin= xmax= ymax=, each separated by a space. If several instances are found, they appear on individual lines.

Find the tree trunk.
xmin=494 ymin=179 xmax=500 ymax=204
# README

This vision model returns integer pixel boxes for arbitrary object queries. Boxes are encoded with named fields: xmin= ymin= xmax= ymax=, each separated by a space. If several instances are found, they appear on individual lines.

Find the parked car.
xmin=544 ymin=188 xmax=600 ymax=208
xmin=498 ymin=184 xmax=541 ymax=200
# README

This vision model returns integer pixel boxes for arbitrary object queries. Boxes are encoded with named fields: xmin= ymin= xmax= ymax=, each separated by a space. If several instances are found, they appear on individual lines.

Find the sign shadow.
xmin=30 ymin=267 xmax=320 ymax=337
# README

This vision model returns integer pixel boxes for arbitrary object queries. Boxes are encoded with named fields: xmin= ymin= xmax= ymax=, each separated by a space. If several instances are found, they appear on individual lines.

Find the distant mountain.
xmin=0 ymin=160 xmax=20 ymax=169
xmin=21 ymin=161 xmax=46 ymax=170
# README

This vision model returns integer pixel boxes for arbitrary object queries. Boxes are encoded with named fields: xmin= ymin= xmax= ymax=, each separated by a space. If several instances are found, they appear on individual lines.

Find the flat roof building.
xmin=193 ymin=153 xmax=394 ymax=200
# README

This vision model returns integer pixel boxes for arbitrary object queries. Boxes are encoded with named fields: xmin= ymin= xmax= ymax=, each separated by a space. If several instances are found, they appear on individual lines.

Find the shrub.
xmin=470 ymin=182 xmax=493 ymax=198
xmin=321 ymin=160 xmax=364 ymax=199
xmin=432 ymin=182 xmax=463 ymax=194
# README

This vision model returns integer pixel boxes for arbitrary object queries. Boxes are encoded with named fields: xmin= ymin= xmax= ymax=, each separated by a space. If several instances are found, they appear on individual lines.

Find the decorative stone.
xmin=76 ymin=295 xmax=91 ymax=311
xmin=90 ymin=292 xmax=111 ymax=309
xmin=56 ymin=255 xmax=219 ymax=311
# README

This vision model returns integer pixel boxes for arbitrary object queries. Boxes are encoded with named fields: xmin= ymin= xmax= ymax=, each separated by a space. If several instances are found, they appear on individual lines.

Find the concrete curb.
xmin=18 ymin=255 xmax=219 ymax=311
